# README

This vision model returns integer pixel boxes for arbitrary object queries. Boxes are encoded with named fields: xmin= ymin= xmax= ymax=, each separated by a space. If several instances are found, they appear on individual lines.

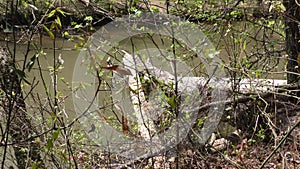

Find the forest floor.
xmin=143 ymin=113 xmax=300 ymax=168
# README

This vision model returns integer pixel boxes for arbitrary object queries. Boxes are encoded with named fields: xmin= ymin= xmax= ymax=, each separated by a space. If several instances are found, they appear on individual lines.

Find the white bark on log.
xmin=122 ymin=50 xmax=156 ymax=139
xmin=145 ymin=63 xmax=287 ymax=93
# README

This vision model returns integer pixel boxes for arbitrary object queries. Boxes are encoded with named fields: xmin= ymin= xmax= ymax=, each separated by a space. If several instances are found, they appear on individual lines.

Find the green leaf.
xmin=42 ymin=25 xmax=54 ymax=40
xmin=74 ymin=42 xmax=84 ymax=49
xmin=46 ymin=139 xmax=53 ymax=151
xmin=47 ymin=9 xmax=56 ymax=18
xmin=56 ymin=7 xmax=71 ymax=16
xmin=71 ymin=21 xmax=77 ymax=26
xmin=55 ymin=16 xmax=62 ymax=29
xmin=167 ymin=95 xmax=176 ymax=108
xmin=276 ymin=3 xmax=286 ymax=12
xmin=84 ymin=16 xmax=93 ymax=21
xmin=197 ymin=118 xmax=204 ymax=126
xmin=50 ymin=22 xmax=56 ymax=30
xmin=243 ymin=41 xmax=247 ymax=50
xmin=74 ymin=24 xmax=83 ymax=29
xmin=52 ymin=128 xmax=60 ymax=140
xmin=31 ymin=162 xmax=37 ymax=169
xmin=63 ymin=31 xmax=69 ymax=36
xmin=76 ymin=35 xmax=85 ymax=41
xmin=150 ymin=6 xmax=159 ymax=12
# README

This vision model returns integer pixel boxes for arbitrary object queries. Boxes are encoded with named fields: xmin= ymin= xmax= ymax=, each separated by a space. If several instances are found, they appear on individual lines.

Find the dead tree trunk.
xmin=0 ymin=48 xmax=44 ymax=168
xmin=283 ymin=0 xmax=300 ymax=84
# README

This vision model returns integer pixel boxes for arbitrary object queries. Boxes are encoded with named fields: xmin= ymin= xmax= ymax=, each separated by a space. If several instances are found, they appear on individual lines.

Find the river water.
xmin=0 ymin=20 xmax=286 ymax=120
xmin=1 ymin=34 xmax=78 ymax=120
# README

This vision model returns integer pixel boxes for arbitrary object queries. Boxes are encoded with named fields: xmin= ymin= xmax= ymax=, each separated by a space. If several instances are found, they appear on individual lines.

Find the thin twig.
xmin=259 ymin=119 xmax=300 ymax=168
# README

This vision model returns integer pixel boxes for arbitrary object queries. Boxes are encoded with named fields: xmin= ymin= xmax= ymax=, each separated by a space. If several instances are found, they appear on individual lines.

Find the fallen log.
xmin=117 ymin=50 xmax=291 ymax=135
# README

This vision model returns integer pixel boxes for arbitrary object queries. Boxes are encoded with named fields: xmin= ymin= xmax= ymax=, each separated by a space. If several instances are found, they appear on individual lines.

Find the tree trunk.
xmin=283 ymin=0 xmax=300 ymax=84
xmin=0 ymin=48 xmax=44 ymax=169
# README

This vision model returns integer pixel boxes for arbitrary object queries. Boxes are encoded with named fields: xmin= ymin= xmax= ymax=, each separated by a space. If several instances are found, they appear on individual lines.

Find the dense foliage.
xmin=0 ymin=0 xmax=299 ymax=168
